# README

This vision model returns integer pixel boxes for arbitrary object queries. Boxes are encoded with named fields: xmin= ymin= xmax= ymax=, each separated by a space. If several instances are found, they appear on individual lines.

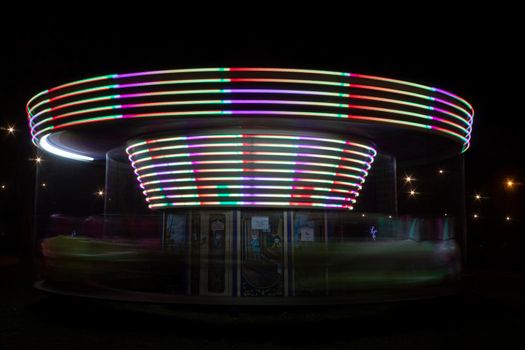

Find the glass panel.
xmin=293 ymin=211 xmax=326 ymax=296
xmin=207 ymin=214 xmax=226 ymax=293
xmin=163 ymin=212 xmax=188 ymax=294
xmin=241 ymin=209 xmax=284 ymax=297
xmin=190 ymin=212 xmax=200 ymax=295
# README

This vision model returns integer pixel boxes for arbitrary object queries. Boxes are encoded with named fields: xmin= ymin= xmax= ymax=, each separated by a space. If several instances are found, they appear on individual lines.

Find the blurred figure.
xmin=370 ymin=225 xmax=378 ymax=241
xmin=251 ymin=232 xmax=261 ymax=260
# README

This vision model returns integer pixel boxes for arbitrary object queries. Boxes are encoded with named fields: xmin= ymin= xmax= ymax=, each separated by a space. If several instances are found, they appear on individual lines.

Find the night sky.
xmin=1 ymin=13 xmax=523 ymax=266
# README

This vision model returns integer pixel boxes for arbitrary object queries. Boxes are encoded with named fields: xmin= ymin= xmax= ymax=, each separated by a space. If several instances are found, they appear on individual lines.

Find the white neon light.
xmin=40 ymin=134 xmax=94 ymax=161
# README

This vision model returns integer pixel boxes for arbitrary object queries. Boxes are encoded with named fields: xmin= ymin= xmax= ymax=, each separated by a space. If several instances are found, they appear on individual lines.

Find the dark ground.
xmin=1 ymin=256 xmax=524 ymax=349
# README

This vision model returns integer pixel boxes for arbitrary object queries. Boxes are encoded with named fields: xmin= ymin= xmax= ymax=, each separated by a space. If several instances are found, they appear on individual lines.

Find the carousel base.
xmin=34 ymin=280 xmax=462 ymax=306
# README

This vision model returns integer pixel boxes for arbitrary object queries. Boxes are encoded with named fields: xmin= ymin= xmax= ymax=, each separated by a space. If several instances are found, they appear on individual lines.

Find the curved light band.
xmin=132 ymin=160 xmax=369 ymax=177
xmin=30 ymin=110 xmax=469 ymax=147
xmin=28 ymin=90 xmax=471 ymax=130
xmin=40 ymin=134 xmax=94 ymax=162
xmin=28 ymin=67 xmax=474 ymax=158
xmin=127 ymin=133 xmax=376 ymax=210
xmin=31 ymin=99 xmax=472 ymax=138
xmin=149 ymin=201 xmax=353 ymax=209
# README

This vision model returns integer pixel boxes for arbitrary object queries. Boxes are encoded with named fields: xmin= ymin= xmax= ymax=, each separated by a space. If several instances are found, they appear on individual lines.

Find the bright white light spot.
xmin=41 ymin=134 xmax=94 ymax=162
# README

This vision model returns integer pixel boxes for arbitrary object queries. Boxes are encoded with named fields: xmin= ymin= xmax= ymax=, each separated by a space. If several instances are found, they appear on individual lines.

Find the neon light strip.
xmin=29 ymin=96 xmax=119 ymax=127
xmin=31 ymin=99 xmax=469 ymax=137
xmin=129 ymin=127 xmax=372 ymax=210
xmin=230 ymin=77 xmax=348 ymax=87
xmin=51 ymin=115 xmax=124 ymax=130
xmin=148 ymin=201 xmax=353 ymax=209
xmin=49 ymin=74 xmax=117 ymax=92
xmin=129 ymin=150 xmax=372 ymax=168
xmin=118 ymin=78 xmax=230 ymax=89
xmin=31 ymin=107 xmax=468 ymax=147
xmin=346 ymin=104 xmax=468 ymax=133
xmin=29 ymin=89 xmax=470 ymax=129
xmin=136 ymin=168 xmax=366 ymax=183
xmin=28 ymin=79 xmax=227 ymax=113
xmin=28 ymin=68 xmax=473 ymax=118
xmin=48 ymin=85 xmax=119 ymax=103
xmin=229 ymin=67 xmax=350 ymax=77
xmin=432 ymin=97 xmax=472 ymax=122
xmin=147 ymin=193 xmax=355 ymax=202
xmin=130 ymin=151 xmax=373 ymax=170
xmin=27 ymin=68 xmax=473 ymax=159
xmin=40 ymin=134 xmax=94 ymax=161
xmin=30 ymin=112 xmax=469 ymax=147
xmin=132 ymin=159 xmax=369 ymax=176
xmin=29 ymin=92 xmax=472 ymax=145
xmin=28 ymin=69 xmax=228 ymax=109
xmin=26 ymin=90 xmax=49 ymax=116
xmin=116 ymin=67 xmax=229 ymax=78
xmin=32 ymin=67 xmax=469 ymax=113
xmin=28 ymin=89 xmax=346 ymax=119
xmin=138 ymin=176 xmax=363 ymax=189
xmin=128 ymin=142 xmax=374 ymax=162
xmin=143 ymin=185 xmax=359 ymax=196
xmin=230 ymin=68 xmax=473 ymax=112
xmin=126 ymin=134 xmax=376 ymax=153
xmin=28 ymin=77 xmax=472 ymax=122
xmin=351 ymin=73 xmax=473 ymax=111
xmin=30 ymin=90 xmax=472 ymax=131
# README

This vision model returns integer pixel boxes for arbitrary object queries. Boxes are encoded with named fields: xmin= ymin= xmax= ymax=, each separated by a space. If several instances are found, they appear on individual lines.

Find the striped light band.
xmin=143 ymin=185 xmax=359 ymax=196
xmin=30 ymin=99 xmax=470 ymax=139
xmin=132 ymin=160 xmax=369 ymax=177
xmin=27 ymin=67 xmax=473 ymax=161
xmin=29 ymin=89 xmax=470 ymax=129
xmin=127 ymin=133 xmax=375 ymax=210
xmin=149 ymin=201 xmax=353 ymax=209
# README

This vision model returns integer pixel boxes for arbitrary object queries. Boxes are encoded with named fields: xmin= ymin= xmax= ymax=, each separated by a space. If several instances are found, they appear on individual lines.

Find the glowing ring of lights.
xmin=27 ymin=67 xmax=474 ymax=162
xmin=126 ymin=133 xmax=376 ymax=210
